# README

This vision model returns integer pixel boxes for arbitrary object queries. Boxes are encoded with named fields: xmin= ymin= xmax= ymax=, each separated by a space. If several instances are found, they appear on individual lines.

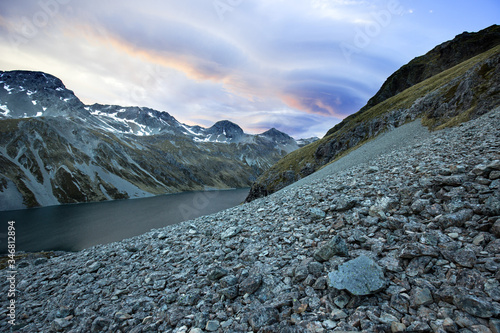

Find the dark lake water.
xmin=0 ymin=188 xmax=249 ymax=254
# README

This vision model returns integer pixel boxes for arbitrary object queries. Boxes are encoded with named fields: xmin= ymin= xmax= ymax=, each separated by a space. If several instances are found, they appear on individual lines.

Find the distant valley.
xmin=0 ymin=71 xmax=316 ymax=210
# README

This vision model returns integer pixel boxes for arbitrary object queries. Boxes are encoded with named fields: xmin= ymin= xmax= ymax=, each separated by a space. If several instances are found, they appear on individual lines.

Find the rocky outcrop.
xmin=347 ymin=24 xmax=500 ymax=125
xmin=2 ymin=105 xmax=499 ymax=333
xmin=246 ymin=28 xmax=500 ymax=202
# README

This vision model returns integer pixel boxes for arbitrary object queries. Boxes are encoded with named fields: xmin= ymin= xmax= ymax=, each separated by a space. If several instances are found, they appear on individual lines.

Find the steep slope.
xmin=3 ymin=107 xmax=499 ymax=333
xmin=247 ymin=28 xmax=500 ymax=201
xmin=344 ymin=24 xmax=500 ymax=128
xmin=0 ymin=71 xmax=300 ymax=210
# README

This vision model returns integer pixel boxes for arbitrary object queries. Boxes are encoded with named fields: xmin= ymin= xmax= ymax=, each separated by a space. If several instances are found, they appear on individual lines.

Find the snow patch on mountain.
xmin=0 ymin=104 xmax=9 ymax=116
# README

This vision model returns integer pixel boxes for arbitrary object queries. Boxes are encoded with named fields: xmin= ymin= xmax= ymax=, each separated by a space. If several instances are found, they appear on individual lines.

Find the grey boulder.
xmin=328 ymin=255 xmax=387 ymax=296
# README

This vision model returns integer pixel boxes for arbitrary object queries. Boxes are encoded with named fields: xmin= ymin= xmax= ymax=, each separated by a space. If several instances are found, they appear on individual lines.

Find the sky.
xmin=0 ymin=1 xmax=498 ymax=139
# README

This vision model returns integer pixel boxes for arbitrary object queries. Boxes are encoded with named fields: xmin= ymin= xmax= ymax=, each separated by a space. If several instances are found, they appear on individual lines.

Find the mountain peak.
xmin=208 ymin=120 xmax=244 ymax=138
xmin=0 ymin=70 xmax=65 ymax=91
xmin=261 ymin=128 xmax=291 ymax=140
xmin=0 ymin=70 xmax=83 ymax=119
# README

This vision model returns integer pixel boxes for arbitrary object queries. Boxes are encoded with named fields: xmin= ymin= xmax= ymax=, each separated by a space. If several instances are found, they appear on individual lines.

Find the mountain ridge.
xmin=246 ymin=25 xmax=500 ymax=202
xmin=345 ymin=24 xmax=500 ymax=130
xmin=0 ymin=70 xmax=312 ymax=211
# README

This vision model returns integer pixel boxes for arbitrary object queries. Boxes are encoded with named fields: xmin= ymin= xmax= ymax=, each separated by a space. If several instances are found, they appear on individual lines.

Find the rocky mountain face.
xmin=247 ymin=26 xmax=500 ymax=202
xmin=0 ymin=70 xmax=302 ymax=210
xmin=349 ymin=24 xmax=500 ymax=125
xmin=3 ymin=105 xmax=499 ymax=333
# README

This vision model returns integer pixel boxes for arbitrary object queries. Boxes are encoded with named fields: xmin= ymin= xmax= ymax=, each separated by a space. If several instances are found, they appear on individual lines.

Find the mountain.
xmin=0 ymin=70 xmax=302 ymax=211
xmin=296 ymin=136 xmax=320 ymax=147
xmin=346 ymin=24 xmax=500 ymax=128
xmin=246 ymin=25 xmax=500 ymax=201
xmin=205 ymin=120 xmax=245 ymax=142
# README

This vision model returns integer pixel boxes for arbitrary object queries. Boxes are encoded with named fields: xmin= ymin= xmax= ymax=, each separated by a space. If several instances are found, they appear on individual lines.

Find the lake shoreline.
xmin=0 ymin=188 xmax=250 ymax=254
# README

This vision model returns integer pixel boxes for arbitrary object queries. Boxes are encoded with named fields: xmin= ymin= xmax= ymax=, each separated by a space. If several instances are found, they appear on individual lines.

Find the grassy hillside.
xmin=246 ymin=44 xmax=500 ymax=201
xmin=354 ymin=24 xmax=500 ymax=118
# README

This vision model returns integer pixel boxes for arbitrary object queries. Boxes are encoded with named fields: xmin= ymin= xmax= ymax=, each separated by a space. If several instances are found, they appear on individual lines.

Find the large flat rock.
xmin=328 ymin=255 xmax=387 ymax=296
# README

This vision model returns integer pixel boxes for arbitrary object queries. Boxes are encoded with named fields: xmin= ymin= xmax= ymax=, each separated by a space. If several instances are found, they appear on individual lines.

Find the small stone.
xmin=91 ymin=317 xmax=112 ymax=333
xmin=378 ymin=312 xmax=399 ymax=325
xmin=490 ymin=170 xmax=500 ymax=180
xmin=332 ymin=198 xmax=358 ymax=212
xmin=189 ymin=329 xmax=203 ymax=333
xmin=52 ymin=318 xmax=72 ymax=332
xmin=334 ymin=293 xmax=351 ymax=309
xmin=220 ymin=226 xmax=241 ymax=239
xmin=115 ymin=312 xmax=133 ymax=321
xmin=142 ymin=316 xmax=154 ymax=325
xmin=470 ymin=325 xmax=493 ymax=333
xmin=178 ymin=291 xmax=201 ymax=306
xmin=486 ymin=239 xmax=500 ymax=254
xmin=485 ymin=280 xmax=500 ymax=301
xmin=56 ymin=306 xmax=73 ymax=318
xmin=438 ymin=209 xmax=473 ymax=229
xmin=406 ymin=321 xmax=432 ymax=332
xmin=487 ymin=160 xmax=500 ymax=170
xmin=239 ymin=274 xmax=262 ymax=295
xmin=173 ymin=326 xmax=188 ymax=333
xmin=305 ymin=321 xmax=325 ymax=332
xmin=390 ymin=293 xmax=409 ymax=314
xmin=453 ymin=294 xmax=500 ymax=318
xmin=486 ymin=160 xmax=500 ymax=170
xmin=294 ymin=263 xmax=309 ymax=281
xmin=490 ymin=319 xmax=500 ymax=333
xmin=312 ymin=276 xmax=328 ymax=290
xmin=442 ymin=317 xmax=457 ymax=333
xmin=472 ymin=164 xmax=490 ymax=176
xmin=450 ymin=248 xmax=477 ymax=268
xmin=323 ymin=319 xmax=336 ymax=329
xmin=219 ymin=274 xmax=238 ymax=288
xmin=370 ymin=196 xmax=398 ymax=218
xmin=426 ymin=203 xmax=444 ymax=216
xmin=310 ymin=207 xmax=326 ymax=220
xmin=455 ymin=315 xmax=476 ymax=330
xmin=328 ymin=255 xmax=387 ymax=296
xmin=473 ymin=234 xmax=486 ymax=246
xmin=411 ymin=287 xmax=434 ymax=308
xmin=270 ymin=293 xmax=294 ymax=308
xmin=221 ymin=320 xmax=233 ymax=329
xmin=313 ymin=235 xmax=348 ymax=262
xmin=485 ymin=195 xmax=500 ymax=216
xmin=448 ymin=232 xmax=459 ymax=239
xmin=87 ymin=261 xmax=102 ymax=273
xmin=248 ymin=307 xmax=279 ymax=331
xmin=219 ymin=286 xmax=239 ymax=300
xmin=205 ymin=320 xmax=220 ymax=332
xmin=391 ymin=322 xmax=406 ymax=333
xmin=331 ymin=309 xmax=348 ymax=320
xmin=164 ymin=292 xmax=177 ymax=304
xmin=399 ymin=242 xmax=439 ymax=259
xmin=491 ymin=220 xmax=500 ymax=237
xmin=207 ymin=266 xmax=228 ymax=281
xmin=379 ymin=256 xmax=403 ymax=272
xmin=308 ymin=261 xmax=324 ymax=277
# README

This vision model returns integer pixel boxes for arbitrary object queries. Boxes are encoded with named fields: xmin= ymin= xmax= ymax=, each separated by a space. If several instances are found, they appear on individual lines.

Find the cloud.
xmin=0 ymin=0 xmax=499 ymax=139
